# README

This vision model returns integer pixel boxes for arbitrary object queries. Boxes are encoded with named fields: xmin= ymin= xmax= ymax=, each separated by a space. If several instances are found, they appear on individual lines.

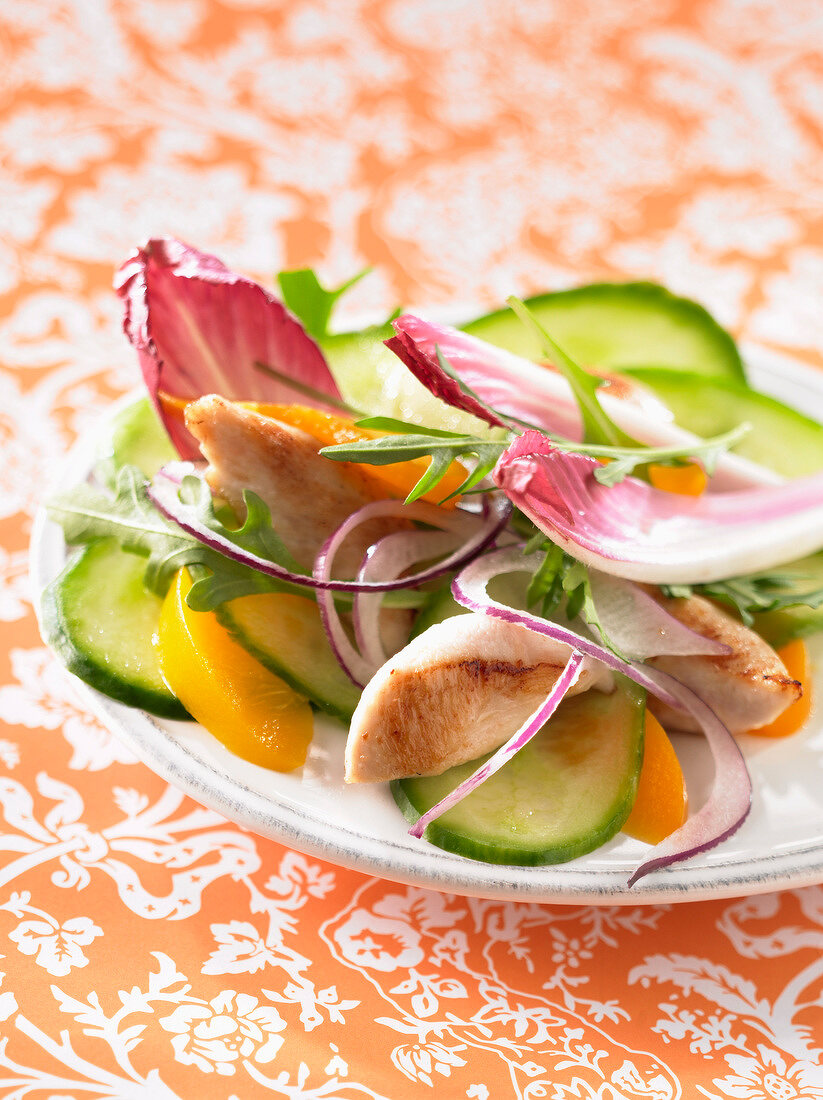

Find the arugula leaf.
xmin=526 ymin=542 xmax=565 ymax=617
xmin=661 ymin=570 xmax=823 ymax=627
xmin=506 ymin=296 xmax=641 ymax=448
xmin=561 ymin=560 xmax=593 ymax=625
xmin=522 ymin=539 xmax=631 ymax=657
xmin=172 ymin=475 xmax=309 ymax=609
xmin=177 ymin=475 xmax=302 ymax=574
xmin=327 ymin=368 xmax=746 ymax=497
xmin=523 ymin=530 xmax=547 ymax=555
xmin=563 ymin=570 xmax=586 ymax=620
xmin=276 ymin=267 xmax=371 ymax=341
xmin=49 ymin=466 xmax=191 ymax=568
xmin=569 ymin=423 xmax=751 ymax=487
xmin=660 ymin=582 xmax=692 ymax=600
xmin=319 ymin=433 xmax=508 ymax=503
xmin=354 ymin=415 xmax=466 ymax=438
xmin=253 ymin=359 xmax=359 ymax=415
xmin=47 ymin=466 xmax=306 ymax=612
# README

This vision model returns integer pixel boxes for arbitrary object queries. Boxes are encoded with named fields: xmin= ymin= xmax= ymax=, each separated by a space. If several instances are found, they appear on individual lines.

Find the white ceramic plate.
xmin=31 ymin=345 xmax=823 ymax=905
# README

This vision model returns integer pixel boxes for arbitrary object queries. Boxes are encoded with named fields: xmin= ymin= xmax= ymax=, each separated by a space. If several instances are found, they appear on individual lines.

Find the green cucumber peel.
xmin=48 ymin=466 xmax=308 ymax=611
xmin=506 ymin=295 xmax=640 ymax=448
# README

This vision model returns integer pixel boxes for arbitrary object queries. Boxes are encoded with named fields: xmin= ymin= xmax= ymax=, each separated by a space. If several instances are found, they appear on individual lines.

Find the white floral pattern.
xmin=391 ymin=1039 xmax=467 ymax=1088
xmin=2 ymin=0 xmax=823 ymax=1096
xmin=0 ymin=548 xmax=30 ymax=622
xmin=7 ymin=908 xmax=102 ymax=977
xmin=708 ymin=1047 xmax=823 ymax=1100
xmin=0 ymin=648 xmax=138 ymax=771
xmin=160 ymin=991 xmax=287 ymax=1076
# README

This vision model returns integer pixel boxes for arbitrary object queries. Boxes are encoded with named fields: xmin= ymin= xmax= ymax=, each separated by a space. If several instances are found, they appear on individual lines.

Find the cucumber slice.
xmin=629 ymin=368 xmax=823 ymax=643
xmin=393 ymin=677 xmax=645 ymax=866
xmin=97 ymin=397 xmax=175 ymax=485
xmin=322 ymin=324 xmax=494 ymax=433
xmin=322 ymin=323 xmax=394 ymax=413
xmin=751 ymin=553 xmax=823 ymax=647
xmin=626 ymin=368 xmax=823 ymax=478
xmin=323 ymin=282 xmax=743 ymax=425
xmin=216 ymin=593 xmax=361 ymax=722
xmin=41 ymin=538 xmax=189 ymax=719
xmin=462 ymin=282 xmax=745 ymax=380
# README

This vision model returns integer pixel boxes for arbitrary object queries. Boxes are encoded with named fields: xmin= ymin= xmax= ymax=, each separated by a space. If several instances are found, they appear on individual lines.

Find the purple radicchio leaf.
xmin=386 ymin=316 xmax=508 ymax=429
xmin=115 ymin=238 xmax=344 ymax=460
xmin=493 ymin=430 xmax=823 ymax=585
xmin=387 ymin=315 xmax=780 ymax=494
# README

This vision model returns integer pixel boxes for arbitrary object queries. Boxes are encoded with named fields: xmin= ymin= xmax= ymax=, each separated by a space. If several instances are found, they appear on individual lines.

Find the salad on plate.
xmin=39 ymin=238 xmax=823 ymax=888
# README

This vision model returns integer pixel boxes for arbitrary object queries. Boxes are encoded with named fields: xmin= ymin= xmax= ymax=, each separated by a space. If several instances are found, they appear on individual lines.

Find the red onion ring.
xmin=353 ymin=528 xmax=463 ymax=666
xmin=451 ymin=545 xmax=683 ymax=709
xmin=408 ymin=651 xmax=585 ymax=837
xmin=150 ymin=463 xmax=511 ymax=593
xmin=627 ymin=666 xmax=751 ymax=886
xmin=312 ymin=498 xmax=509 ymax=686
xmin=451 ymin=544 xmax=753 ymax=884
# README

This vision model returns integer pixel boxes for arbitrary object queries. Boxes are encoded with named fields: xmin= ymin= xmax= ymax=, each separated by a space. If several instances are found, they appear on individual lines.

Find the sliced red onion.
xmin=115 ymin=238 xmax=343 ymax=460
xmin=494 ymin=431 xmax=823 ymax=585
xmin=353 ymin=528 xmax=463 ymax=666
xmin=451 ymin=544 xmax=752 ymax=883
xmin=627 ymin=666 xmax=751 ymax=887
xmin=311 ymin=497 xmax=510 ymax=686
xmin=149 ymin=459 xmax=204 ymax=486
xmin=451 ymin=546 xmax=683 ymax=710
xmin=314 ymin=586 xmax=375 ymax=689
xmin=586 ymin=570 xmax=730 ymax=660
xmin=149 ymin=463 xmax=511 ymax=593
xmin=389 ymin=315 xmax=779 ymax=491
xmin=408 ymin=651 xmax=585 ymax=837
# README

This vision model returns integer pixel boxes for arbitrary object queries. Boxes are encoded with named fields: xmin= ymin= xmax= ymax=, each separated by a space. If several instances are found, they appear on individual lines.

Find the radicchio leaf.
xmin=493 ymin=431 xmax=823 ymax=585
xmin=389 ymin=314 xmax=643 ymax=438
xmin=115 ymin=238 xmax=344 ymax=459
xmin=388 ymin=315 xmax=778 ymax=492
xmin=385 ymin=323 xmax=507 ymax=429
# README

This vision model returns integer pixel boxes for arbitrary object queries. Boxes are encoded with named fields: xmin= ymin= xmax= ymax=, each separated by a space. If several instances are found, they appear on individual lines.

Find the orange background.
xmin=2 ymin=1 xmax=823 ymax=1096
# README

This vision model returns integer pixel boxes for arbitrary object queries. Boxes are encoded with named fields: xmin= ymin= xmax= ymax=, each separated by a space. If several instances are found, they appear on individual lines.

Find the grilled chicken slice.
xmin=345 ymin=613 xmax=613 ymax=783
xmin=647 ymin=594 xmax=801 ymax=734
xmin=185 ymin=395 xmax=401 ymax=575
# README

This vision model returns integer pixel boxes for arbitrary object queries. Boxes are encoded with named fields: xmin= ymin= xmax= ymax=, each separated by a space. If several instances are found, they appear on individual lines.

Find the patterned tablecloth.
xmin=2 ymin=2 xmax=823 ymax=1096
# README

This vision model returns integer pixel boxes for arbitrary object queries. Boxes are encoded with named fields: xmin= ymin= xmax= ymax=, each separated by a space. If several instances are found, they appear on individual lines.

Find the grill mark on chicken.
xmin=646 ymin=593 xmax=801 ymax=734
xmin=350 ymin=658 xmax=565 ymax=781
xmin=455 ymin=657 xmax=542 ymax=681
xmin=346 ymin=614 xmax=612 ymax=783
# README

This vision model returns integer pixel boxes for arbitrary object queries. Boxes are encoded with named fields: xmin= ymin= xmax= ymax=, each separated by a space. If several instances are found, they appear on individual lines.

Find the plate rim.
xmin=30 ymin=348 xmax=823 ymax=906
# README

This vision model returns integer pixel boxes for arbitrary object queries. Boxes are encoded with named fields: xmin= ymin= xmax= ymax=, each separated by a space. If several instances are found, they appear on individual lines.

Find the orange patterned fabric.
xmin=2 ymin=2 xmax=823 ymax=1096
